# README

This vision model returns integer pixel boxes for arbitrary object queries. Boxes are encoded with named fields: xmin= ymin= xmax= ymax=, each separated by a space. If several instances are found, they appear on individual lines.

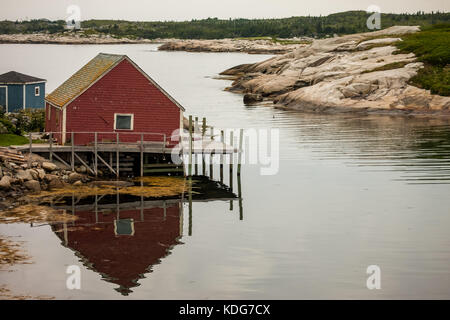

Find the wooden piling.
xmin=116 ymin=132 xmax=119 ymax=178
xmin=188 ymin=115 xmax=193 ymax=177
xmin=71 ymin=132 xmax=75 ymax=171
xmin=202 ymin=117 xmax=206 ymax=176
xmin=140 ymin=133 xmax=144 ymax=177
xmin=237 ymin=128 xmax=243 ymax=176
xmin=28 ymin=132 xmax=32 ymax=166
xmin=49 ymin=132 xmax=53 ymax=161
xmin=94 ymin=132 xmax=98 ymax=176
xmin=209 ymin=126 xmax=214 ymax=178
xmin=188 ymin=176 xmax=193 ymax=236
xmin=220 ymin=130 xmax=224 ymax=183
xmin=229 ymin=131 xmax=233 ymax=192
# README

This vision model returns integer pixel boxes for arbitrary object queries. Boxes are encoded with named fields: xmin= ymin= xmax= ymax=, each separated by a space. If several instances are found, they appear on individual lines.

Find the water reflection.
xmin=271 ymin=112 xmax=450 ymax=184
xmin=43 ymin=176 xmax=240 ymax=295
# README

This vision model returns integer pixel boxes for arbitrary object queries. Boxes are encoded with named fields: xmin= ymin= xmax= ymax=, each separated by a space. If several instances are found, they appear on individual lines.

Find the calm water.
xmin=1 ymin=44 xmax=450 ymax=299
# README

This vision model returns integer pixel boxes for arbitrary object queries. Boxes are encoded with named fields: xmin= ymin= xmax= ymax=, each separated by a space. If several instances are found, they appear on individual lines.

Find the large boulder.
xmin=15 ymin=169 xmax=34 ymax=182
xmin=0 ymin=176 xmax=12 ymax=189
xmin=42 ymin=161 xmax=58 ymax=172
xmin=243 ymin=93 xmax=263 ymax=105
xmin=36 ymin=168 xmax=46 ymax=180
xmin=68 ymin=172 xmax=83 ymax=183
xmin=24 ymin=180 xmax=41 ymax=193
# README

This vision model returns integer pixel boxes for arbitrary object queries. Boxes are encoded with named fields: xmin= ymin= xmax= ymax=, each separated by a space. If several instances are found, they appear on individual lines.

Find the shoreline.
xmin=220 ymin=26 xmax=450 ymax=116
xmin=0 ymin=33 xmax=303 ymax=54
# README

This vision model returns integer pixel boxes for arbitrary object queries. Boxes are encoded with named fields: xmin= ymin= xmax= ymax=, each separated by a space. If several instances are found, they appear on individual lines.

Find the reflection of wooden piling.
xmin=220 ymin=130 xmax=224 ymax=183
xmin=238 ymin=174 xmax=243 ymax=220
xmin=229 ymin=131 xmax=233 ymax=192
xmin=237 ymin=129 xmax=243 ymax=176
xmin=188 ymin=115 xmax=193 ymax=177
xmin=202 ymin=117 xmax=206 ymax=176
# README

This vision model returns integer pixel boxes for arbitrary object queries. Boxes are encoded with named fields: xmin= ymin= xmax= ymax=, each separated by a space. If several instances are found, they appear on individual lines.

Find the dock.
xmin=12 ymin=124 xmax=242 ymax=178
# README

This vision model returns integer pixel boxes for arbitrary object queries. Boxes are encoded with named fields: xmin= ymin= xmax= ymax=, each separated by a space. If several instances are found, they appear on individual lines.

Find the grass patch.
xmin=0 ymin=134 xmax=45 ymax=147
xmin=362 ymin=61 xmax=410 ymax=74
xmin=395 ymin=23 xmax=450 ymax=96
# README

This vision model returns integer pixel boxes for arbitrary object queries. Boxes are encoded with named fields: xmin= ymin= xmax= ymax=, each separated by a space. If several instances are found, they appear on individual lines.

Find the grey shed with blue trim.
xmin=0 ymin=71 xmax=46 ymax=113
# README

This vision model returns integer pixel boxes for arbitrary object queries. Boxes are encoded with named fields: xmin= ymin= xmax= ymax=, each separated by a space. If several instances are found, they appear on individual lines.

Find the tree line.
xmin=0 ymin=11 xmax=449 ymax=39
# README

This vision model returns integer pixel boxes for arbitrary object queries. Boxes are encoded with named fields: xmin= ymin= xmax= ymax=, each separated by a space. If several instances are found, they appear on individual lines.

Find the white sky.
xmin=1 ymin=0 xmax=449 ymax=21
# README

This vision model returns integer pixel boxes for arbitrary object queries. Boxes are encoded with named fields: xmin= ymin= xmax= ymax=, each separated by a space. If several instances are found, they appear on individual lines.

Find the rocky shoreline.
xmin=221 ymin=26 xmax=450 ymax=115
xmin=0 ymin=33 xmax=157 ymax=45
xmin=0 ymin=149 xmax=93 ymax=210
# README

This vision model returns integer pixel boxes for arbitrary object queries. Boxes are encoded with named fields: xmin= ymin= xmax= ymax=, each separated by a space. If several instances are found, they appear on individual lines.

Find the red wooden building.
xmin=45 ymin=53 xmax=185 ymax=146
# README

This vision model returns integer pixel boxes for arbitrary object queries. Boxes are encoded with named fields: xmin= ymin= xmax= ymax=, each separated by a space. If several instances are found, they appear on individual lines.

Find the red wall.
xmin=45 ymin=103 xmax=63 ymax=143
xmin=59 ymin=59 xmax=181 ymax=146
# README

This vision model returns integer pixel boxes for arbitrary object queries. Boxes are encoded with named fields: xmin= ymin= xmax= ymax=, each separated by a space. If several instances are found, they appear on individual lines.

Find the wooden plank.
xmin=143 ymin=168 xmax=184 ymax=173
xmin=74 ymin=153 xmax=95 ymax=175
xmin=52 ymin=152 xmax=71 ymax=168
xmin=96 ymin=152 xmax=116 ymax=175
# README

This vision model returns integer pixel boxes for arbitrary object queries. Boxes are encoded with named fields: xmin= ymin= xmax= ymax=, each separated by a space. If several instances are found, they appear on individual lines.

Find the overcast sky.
xmin=1 ymin=0 xmax=449 ymax=21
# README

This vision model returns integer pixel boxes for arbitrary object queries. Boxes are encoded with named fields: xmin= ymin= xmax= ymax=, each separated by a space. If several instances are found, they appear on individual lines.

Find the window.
xmin=35 ymin=86 xmax=40 ymax=96
xmin=114 ymin=113 xmax=134 ymax=130
xmin=48 ymin=105 xmax=51 ymax=120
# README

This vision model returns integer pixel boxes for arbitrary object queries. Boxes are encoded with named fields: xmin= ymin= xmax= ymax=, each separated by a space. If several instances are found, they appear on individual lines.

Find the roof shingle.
xmin=0 ymin=71 xmax=46 ymax=84
xmin=46 ymin=53 xmax=125 ymax=107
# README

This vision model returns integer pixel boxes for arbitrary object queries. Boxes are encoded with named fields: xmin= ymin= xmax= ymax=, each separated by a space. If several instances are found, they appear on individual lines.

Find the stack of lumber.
xmin=0 ymin=147 xmax=25 ymax=163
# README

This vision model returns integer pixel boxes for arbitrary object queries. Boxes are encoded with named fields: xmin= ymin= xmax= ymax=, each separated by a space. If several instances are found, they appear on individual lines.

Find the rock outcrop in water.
xmin=159 ymin=38 xmax=305 ymax=54
xmin=221 ymin=26 xmax=450 ymax=114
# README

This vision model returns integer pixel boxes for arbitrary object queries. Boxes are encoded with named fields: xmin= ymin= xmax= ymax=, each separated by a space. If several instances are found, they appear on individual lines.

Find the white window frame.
xmin=35 ymin=86 xmax=40 ymax=96
xmin=114 ymin=113 xmax=134 ymax=131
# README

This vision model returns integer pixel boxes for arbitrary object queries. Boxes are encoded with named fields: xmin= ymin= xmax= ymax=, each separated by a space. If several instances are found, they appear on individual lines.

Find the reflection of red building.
xmin=52 ymin=200 xmax=182 ymax=295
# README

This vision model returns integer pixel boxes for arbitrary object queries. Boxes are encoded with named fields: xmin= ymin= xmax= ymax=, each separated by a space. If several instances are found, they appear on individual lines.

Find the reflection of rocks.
xmin=222 ymin=26 xmax=450 ymax=114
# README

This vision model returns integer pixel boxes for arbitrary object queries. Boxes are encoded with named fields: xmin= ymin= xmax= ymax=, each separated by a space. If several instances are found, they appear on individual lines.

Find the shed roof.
xmin=0 ymin=71 xmax=46 ymax=84
xmin=46 ymin=53 xmax=185 ymax=111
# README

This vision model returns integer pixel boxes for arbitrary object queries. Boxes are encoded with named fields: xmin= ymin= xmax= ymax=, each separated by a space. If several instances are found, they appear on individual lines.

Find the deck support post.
xmin=209 ymin=127 xmax=214 ymax=178
xmin=229 ymin=131 xmax=233 ymax=192
xmin=140 ymin=133 xmax=144 ymax=177
xmin=188 ymin=115 xmax=193 ymax=177
xmin=237 ymin=129 xmax=243 ymax=176
xmin=220 ymin=130 xmax=224 ymax=183
xmin=49 ymin=132 xmax=53 ymax=161
xmin=28 ymin=132 xmax=32 ymax=166
xmin=188 ymin=176 xmax=192 ymax=236
xmin=71 ymin=132 xmax=75 ymax=171
xmin=116 ymin=133 xmax=119 ymax=179
xmin=94 ymin=132 xmax=98 ymax=176
xmin=202 ymin=118 xmax=206 ymax=176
